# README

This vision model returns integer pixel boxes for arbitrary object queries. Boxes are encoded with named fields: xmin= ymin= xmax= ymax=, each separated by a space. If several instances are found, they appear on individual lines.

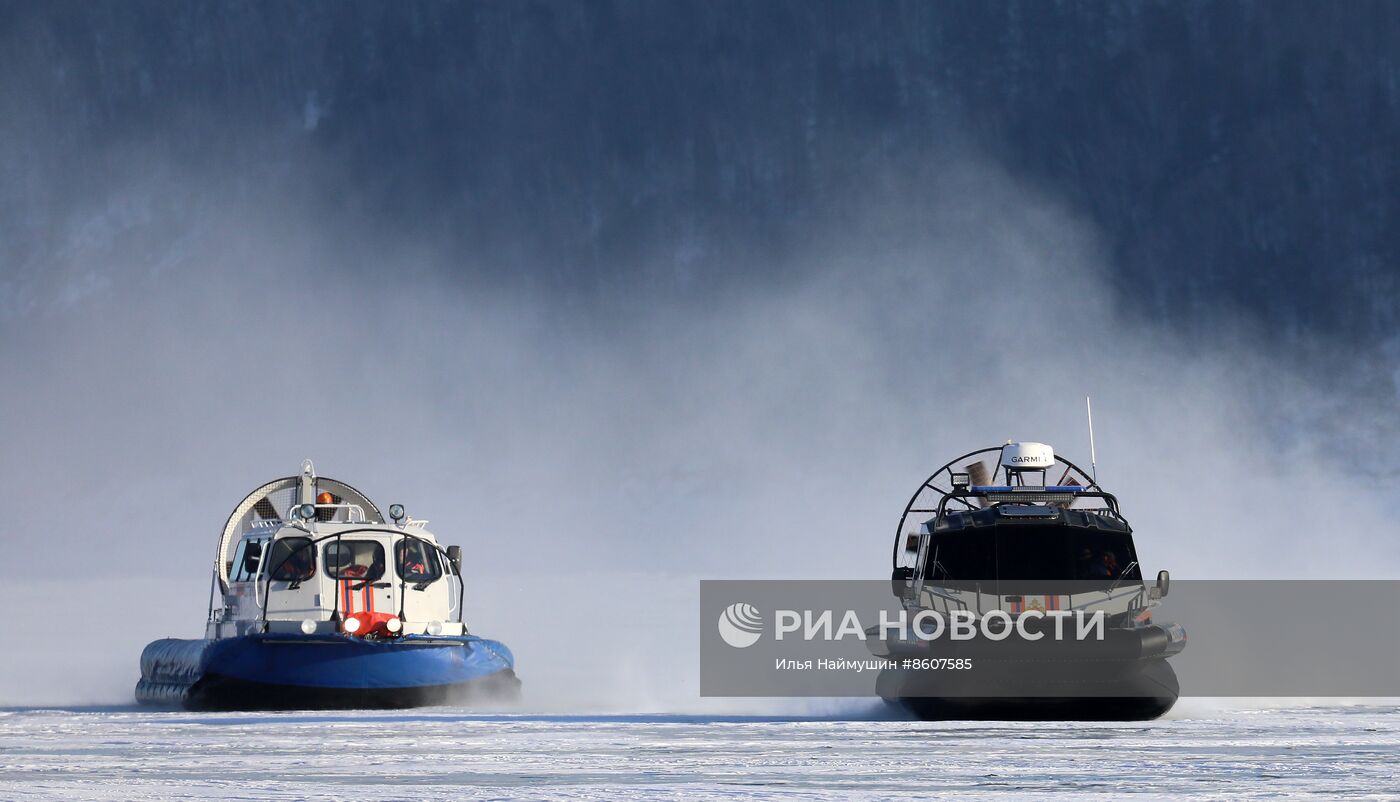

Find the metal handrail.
xmin=936 ymin=487 xmax=1123 ymax=519
xmin=286 ymin=503 xmax=366 ymax=523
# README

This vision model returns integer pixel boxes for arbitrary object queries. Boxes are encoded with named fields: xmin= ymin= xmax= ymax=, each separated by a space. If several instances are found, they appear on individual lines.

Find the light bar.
xmin=970 ymin=485 xmax=1085 ymax=493
xmin=965 ymin=486 xmax=1075 ymax=503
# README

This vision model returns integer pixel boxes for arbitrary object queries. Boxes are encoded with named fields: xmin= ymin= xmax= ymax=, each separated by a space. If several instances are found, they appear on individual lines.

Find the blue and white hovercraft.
xmin=137 ymin=460 xmax=519 ymax=710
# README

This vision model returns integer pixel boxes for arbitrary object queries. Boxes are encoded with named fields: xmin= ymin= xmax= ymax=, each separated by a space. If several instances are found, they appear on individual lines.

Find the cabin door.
xmin=324 ymin=539 xmax=396 ymax=622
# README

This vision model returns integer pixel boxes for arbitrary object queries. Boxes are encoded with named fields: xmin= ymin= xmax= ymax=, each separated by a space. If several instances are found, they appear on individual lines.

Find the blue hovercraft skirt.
xmin=136 ymin=633 xmax=519 ymax=710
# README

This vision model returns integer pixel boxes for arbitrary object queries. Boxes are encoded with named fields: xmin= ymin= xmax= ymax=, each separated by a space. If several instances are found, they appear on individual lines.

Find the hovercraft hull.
xmin=872 ymin=621 xmax=1182 ymax=721
xmin=877 ymin=655 xmax=1178 ymax=721
xmin=136 ymin=633 xmax=519 ymax=710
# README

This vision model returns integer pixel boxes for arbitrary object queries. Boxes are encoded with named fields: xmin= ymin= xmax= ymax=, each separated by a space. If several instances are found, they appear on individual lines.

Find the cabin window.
xmin=925 ymin=526 xmax=1141 ymax=582
xmin=267 ymin=536 xmax=315 ymax=582
xmin=1069 ymin=530 xmax=1141 ymax=581
xmin=230 ymin=539 xmax=263 ymax=583
xmin=926 ymin=532 xmax=995 ymax=585
xmin=994 ymin=527 xmax=1072 ymax=581
xmin=395 ymin=539 xmax=443 ymax=585
xmin=323 ymin=540 xmax=386 ymax=581
xmin=995 ymin=526 xmax=1141 ymax=581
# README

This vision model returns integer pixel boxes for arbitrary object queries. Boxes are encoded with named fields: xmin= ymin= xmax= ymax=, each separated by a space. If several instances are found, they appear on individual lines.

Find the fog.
xmin=2 ymin=135 xmax=1397 ymax=709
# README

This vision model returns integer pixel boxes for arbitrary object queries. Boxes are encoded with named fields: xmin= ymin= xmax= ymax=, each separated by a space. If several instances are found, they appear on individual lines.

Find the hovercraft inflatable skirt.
xmin=137 ymin=633 xmax=518 ymax=710
xmin=876 ymin=657 xmax=1179 ymax=721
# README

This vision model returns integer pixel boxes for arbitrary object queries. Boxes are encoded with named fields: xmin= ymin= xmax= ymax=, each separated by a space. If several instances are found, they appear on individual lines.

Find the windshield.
xmin=323 ymin=540 xmax=386 ymax=581
xmin=267 ymin=536 xmax=315 ymax=581
xmin=926 ymin=531 xmax=994 ymax=584
xmin=395 ymin=539 xmax=442 ymax=585
xmin=926 ymin=525 xmax=1141 ymax=583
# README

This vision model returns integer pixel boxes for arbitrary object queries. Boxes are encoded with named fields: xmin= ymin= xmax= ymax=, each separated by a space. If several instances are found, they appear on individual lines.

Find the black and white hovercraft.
xmin=872 ymin=441 xmax=1185 ymax=720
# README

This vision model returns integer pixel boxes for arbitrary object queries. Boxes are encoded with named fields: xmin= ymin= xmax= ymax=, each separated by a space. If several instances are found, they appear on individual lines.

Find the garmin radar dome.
xmin=1000 ymin=442 xmax=1055 ymax=471
xmin=135 ymin=460 xmax=519 ymax=710
xmin=878 ymin=440 xmax=1184 ymax=721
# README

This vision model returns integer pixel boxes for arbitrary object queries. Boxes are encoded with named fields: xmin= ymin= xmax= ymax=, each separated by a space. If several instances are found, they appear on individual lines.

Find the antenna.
xmin=1085 ymin=396 xmax=1098 ymax=487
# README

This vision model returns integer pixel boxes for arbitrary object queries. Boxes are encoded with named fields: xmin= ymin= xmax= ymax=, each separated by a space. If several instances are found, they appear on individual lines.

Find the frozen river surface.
xmin=1 ymin=704 xmax=1397 ymax=800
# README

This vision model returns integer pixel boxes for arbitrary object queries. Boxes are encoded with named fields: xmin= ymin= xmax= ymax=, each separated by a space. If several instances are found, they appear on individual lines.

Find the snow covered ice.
xmin=2 ymin=704 xmax=1398 ymax=799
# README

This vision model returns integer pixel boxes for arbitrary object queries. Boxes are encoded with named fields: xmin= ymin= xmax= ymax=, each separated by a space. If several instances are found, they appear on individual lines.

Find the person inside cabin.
xmin=1088 ymin=551 xmax=1109 ymax=578
xmin=1076 ymin=547 xmax=1095 ymax=579
xmin=396 ymin=540 xmax=433 ymax=583
xmin=282 ymin=543 xmax=313 ymax=579
xmin=338 ymin=543 xmax=370 ymax=578
xmin=1090 ymin=550 xmax=1120 ymax=579
xmin=269 ymin=538 xmax=315 ymax=582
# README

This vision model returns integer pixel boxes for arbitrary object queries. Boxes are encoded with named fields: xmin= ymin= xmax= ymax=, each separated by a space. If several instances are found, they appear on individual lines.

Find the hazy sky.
xmin=2 ymin=6 xmax=1397 ymax=708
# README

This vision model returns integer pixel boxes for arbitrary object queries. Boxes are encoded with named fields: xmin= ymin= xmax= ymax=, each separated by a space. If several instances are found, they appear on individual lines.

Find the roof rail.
xmin=945 ymin=485 xmax=1120 ymax=514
